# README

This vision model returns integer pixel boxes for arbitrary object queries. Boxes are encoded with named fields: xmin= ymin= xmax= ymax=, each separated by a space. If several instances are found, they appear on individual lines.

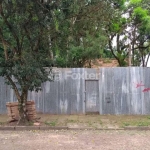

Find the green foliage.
xmin=55 ymin=31 xmax=107 ymax=67
xmin=144 ymin=16 xmax=150 ymax=32
xmin=133 ymin=7 xmax=148 ymax=19
xmin=51 ymin=0 xmax=114 ymax=67
xmin=130 ymin=0 xmax=142 ymax=5
xmin=45 ymin=120 xmax=57 ymax=126
xmin=111 ymin=23 xmax=120 ymax=32
xmin=129 ymin=0 xmax=150 ymax=66
xmin=123 ymin=122 xmax=130 ymax=126
xmin=102 ymin=49 xmax=115 ymax=58
xmin=137 ymin=121 xmax=150 ymax=126
xmin=106 ymin=0 xmax=150 ymax=67
xmin=0 ymin=0 xmax=54 ymax=99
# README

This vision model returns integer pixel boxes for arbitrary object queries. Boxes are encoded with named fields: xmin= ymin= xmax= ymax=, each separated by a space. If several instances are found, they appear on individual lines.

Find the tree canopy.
xmin=106 ymin=0 xmax=150 ymax=66
xmin=49 ymin=0 xmax=122 ymax=67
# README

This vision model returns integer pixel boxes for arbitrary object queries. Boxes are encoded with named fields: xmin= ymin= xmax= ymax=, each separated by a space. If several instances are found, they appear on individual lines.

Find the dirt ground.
xmin=0 ymin=130 xmax=150 ymax=150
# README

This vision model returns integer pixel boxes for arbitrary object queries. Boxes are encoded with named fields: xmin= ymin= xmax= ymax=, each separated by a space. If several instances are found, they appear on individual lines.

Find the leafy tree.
xmin=51 ymin=0 xmax=116 ymax=67
xmin=106 ymin=0 xmax=150 ymax=67
xmin=0 ymin=0 xmax=54 ymax=123
xmin=128 ymin=0 xmax=150 ymax=66
xmin=105 ymin=0 xmax=130 ymax=66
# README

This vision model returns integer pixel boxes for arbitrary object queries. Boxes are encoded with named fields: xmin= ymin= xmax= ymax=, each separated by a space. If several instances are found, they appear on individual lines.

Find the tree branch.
xmin=0 ymin=27 xmax=17 ymax=59
xmin=5 ymin=75 xmax=21 ymax=102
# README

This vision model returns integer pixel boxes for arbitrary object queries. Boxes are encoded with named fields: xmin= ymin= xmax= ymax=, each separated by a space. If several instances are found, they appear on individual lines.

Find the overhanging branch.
xmin=5 ymin=75 xmax=21 ymax=102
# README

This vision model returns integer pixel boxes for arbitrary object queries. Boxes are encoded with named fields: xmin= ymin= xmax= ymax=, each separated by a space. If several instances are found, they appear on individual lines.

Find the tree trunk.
xmin=6 ymin=75 xmax=30 ymax=124
xmin=128 ymin=44 xmax=132 ymax=66
xmin=18 ymin=88 xmax=29 ymax=123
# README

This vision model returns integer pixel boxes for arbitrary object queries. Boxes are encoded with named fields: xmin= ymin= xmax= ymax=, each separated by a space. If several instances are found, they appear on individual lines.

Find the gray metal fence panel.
xmin=113 ymin=67 xmax=129 ymax=114
xmin=141 ymin=67 xmax=150 ymax=114
xmin=101 ymin=68 xmax=115 ymax=114
xmin=129 ymin=67 xmax=143 ymax=114
xmin=1 ymin=67 xmax=150 ymax=115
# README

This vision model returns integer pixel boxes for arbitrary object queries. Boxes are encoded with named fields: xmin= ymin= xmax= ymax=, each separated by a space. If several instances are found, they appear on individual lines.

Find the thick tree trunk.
xmin=6 ymin=75 xmax=30 ymax=124
xmin=18 ymin=88 xmax=29 ymax=123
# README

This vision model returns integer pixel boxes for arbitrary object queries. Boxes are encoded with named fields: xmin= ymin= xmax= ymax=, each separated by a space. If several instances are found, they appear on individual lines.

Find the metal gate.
xmin=85 ymin=80 xmax=99 ymax=114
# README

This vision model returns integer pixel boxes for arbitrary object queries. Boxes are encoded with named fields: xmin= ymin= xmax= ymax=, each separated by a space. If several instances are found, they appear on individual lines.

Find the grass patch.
xmin=87 ymin=121 xmax=92 ymax=127
xmin=122 ymin=121 xmax=150 ymax=127
xmin=121 ymin=119 xmax=150 ymax=127
xmin=123 ymin=122 xmax=130 ymax=127
xmin=99 ymin=120 xmax=103 ymax=125
xmin=27 ymin=121 xmax=34 ymax=126
xmin=2 ymin=114 xmax=150 ymax=128
xmin=45 ymin=119 xmax=58 ymax=127
xmin=66 ymin=119 xmax=78 ymax=123
xmin=137 ymin=121 xmax=150 ymax=127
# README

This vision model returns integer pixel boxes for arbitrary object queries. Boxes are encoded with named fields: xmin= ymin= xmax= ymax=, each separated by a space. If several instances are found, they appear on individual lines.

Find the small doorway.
xmin=85 ymin=80 xmax=99 ymax=114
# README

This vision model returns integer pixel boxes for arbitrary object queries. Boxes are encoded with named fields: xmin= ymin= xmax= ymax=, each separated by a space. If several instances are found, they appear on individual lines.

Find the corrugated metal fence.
xmin=1 ymin=67 xmax=150 ymax=115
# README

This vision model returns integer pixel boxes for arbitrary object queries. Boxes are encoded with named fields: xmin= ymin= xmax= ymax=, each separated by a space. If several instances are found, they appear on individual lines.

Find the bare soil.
xmin=85 ymin=58 xmax=118 ymax=68
xmin=0 ymin=130 xmax=150 ymax=150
